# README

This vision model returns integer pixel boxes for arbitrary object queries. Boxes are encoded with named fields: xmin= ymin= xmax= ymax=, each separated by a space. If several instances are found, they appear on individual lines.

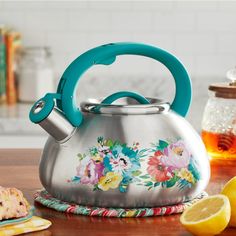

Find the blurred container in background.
xmin=0 ymin=26 xmax=6 ymax=104
xmin=202 ymin=67 xmax=236 ymax=159
xmin=18 ymin=47 xmax=54 ymax=102
xmin=5 ymin=30 xmax=22 ymax=105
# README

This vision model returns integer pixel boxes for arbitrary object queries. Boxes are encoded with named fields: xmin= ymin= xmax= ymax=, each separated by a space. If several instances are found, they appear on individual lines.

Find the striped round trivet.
xmin=34 ymin=190 xmax=208 ymax=218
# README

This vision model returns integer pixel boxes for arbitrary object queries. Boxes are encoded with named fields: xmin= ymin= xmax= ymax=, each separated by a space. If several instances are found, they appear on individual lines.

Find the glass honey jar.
xmin=202 ymin=67 xmax=236 ymax=159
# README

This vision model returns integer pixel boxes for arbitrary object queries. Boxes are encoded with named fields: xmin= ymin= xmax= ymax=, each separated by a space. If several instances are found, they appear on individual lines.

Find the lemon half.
xmin=221 ymin=176 xmax=236 ymax=227
xmin=180 ymin=194 xmax=231 ymax=235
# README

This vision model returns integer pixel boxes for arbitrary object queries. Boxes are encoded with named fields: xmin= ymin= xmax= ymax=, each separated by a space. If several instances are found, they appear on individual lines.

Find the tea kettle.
xmin=29 ymin=42 xmax=210 ymax=208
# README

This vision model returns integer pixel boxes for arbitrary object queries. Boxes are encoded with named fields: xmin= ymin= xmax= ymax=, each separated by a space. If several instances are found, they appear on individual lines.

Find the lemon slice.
xmin=221 ymin=176 xmax=236 ymax=227
xmin=180 ymin=194 xmax=231 ymax=235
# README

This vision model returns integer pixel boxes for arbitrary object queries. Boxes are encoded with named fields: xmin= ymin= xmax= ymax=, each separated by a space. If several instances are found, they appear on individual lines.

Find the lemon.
xmin=221 ymin=176 xmax=236 ymax=227
xmin=180 ymin=194 xmax=231 ymax=235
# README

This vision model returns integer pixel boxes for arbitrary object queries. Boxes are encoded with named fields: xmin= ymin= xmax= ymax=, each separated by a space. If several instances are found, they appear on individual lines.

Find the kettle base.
xmin=34 ymin=189 xmax=207 ymax=218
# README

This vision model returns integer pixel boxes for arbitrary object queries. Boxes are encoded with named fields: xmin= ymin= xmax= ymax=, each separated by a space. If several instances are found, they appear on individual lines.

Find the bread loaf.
xmin=0 ymin=187 xmax=30 ymax=220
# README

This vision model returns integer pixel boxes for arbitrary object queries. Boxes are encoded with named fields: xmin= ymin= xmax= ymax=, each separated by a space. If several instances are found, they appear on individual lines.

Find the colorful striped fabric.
xmin=0 ymin=216 xmax=51 ymax=236
xmin=34 ymin=190 xmax=207 ymax=218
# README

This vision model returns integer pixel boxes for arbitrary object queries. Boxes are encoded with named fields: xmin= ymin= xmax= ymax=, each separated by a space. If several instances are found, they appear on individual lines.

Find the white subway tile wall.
xmin=0 ymin=0 xmax=236 ymax=131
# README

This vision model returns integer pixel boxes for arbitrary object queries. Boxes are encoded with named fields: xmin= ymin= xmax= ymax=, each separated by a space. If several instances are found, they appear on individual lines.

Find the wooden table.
xmin=1 ymin=149 xmax=236 ymax=236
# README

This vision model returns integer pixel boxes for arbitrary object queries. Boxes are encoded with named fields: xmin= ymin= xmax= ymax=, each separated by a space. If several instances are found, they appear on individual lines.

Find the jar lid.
xmin=209 ymin=67 xmax=236 ymax=98
xmin=22 ymin=46 xmax=51 ymax=57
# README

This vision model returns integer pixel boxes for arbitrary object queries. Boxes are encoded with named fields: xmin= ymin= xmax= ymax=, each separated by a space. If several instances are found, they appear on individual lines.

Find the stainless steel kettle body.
xmin=39 ymin=105 xmax=210 ymax=207
xmin=30 ymin=42 xmax=210 ymax=208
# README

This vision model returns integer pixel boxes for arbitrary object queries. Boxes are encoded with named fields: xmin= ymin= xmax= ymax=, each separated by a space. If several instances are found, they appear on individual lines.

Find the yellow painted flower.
xmin=177 ymin=168 xmax=195 ymax=184
xmin=173 ymin=147 xmax=184 ymax=156
xmin=98 ymin=172 xmax=122 ymax=191
xmin=91 ymin=154 xmax=103 ymax=163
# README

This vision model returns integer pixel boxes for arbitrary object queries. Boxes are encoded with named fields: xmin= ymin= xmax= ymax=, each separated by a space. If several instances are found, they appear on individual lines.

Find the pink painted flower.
xmin=76 ymin=156 xmax=103 ymax=185
xmin=160 ymin=140 xmax=190 ymax=170
xmin=94 ymin=162 xmax=104 ymax=179
xmin=147 ymin=153 xmax=172 ymax=182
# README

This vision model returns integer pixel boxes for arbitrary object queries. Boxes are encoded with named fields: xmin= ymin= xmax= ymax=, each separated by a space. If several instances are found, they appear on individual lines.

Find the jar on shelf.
xmin=18 ymin=47 xmax=54 ymax=102
xmin=202 ymin=67 xmax=236 ymax=159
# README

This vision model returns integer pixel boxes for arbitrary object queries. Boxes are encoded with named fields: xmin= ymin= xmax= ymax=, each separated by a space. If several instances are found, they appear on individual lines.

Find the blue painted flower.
xmin=104 ymin=145 xmax=140 ymax=178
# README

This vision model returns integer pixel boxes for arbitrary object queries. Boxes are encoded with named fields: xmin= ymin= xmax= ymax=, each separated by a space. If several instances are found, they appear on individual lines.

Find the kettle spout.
xmin=30 ymin=96 xmax=75 ymax=142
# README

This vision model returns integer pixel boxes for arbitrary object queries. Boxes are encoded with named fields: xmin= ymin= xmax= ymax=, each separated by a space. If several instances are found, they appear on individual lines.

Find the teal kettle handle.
xmin=101 ymin=91 xmax=150 ymax=105
xmin=57 ymin=42 xmax=192 ymax=127
xmin=92 ymin=91 xmax=150 ymax=113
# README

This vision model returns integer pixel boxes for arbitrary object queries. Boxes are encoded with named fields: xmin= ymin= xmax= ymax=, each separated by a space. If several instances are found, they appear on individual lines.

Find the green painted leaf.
xmin=71 ymin=176 xmax=80 ymax=183
xmin=77 ymin=153 xmax=86 ymax=161
xmin=165 ymin=175 xmax=180 ymax=188
xmin=188 ymin=160 xmax=201 ymax=182
xmin=138 ymin=149 xmax=149 ymax=156
xmin=145 ymin=181 xmax=153 ymax=187
xmin=93 ymin=184 xmax=99 ymax=191
xmin=134 ymin=178 xmax=141 ymax=182
xmin=165 ymin=180 xmax=176 ymax=188
xmin=178 ymin=179 xmax=191 ymax=190
xmin=132 ymin=170 xmax=142 ymax=176
xmin=154 ymin=182 xmax=160 ymax=187
xmin=157 ymin=140 xmax=169 ymax=150
xmin=97 ymin=136 xmax=104 ymax=144
xmin=89 ymin=147 xmax=98 ymax=155
xmin=161 ymin=182 xmax=166 ymax=188
xmin=139 ymin=175 xmax=149 ymax=179
xmin=106 ymin=139 xmax=113 ymax=148
xmin=119 ymin=184 xmax=128 ymax=193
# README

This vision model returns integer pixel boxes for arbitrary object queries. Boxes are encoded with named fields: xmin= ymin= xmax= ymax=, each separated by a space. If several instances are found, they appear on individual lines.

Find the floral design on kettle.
xmin=69 ymin=137 xmax=200 ymax=192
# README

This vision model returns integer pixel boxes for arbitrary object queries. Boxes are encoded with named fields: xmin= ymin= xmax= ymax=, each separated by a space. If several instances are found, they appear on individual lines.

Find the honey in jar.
xmin=202 ymin=67 xmax=236 ymax=160
xmin=202 ymin=130 xmax=236 ymax=159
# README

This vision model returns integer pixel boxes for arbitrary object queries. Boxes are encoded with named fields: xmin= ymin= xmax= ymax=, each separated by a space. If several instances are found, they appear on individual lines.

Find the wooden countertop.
xmin=1 ymin=149 xmax=236 ymax=236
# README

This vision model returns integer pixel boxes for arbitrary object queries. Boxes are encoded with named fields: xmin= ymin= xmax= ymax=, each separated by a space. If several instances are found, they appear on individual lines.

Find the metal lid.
xmin=81 ymin=97 xmax=170 ymax=115
xmin=209 ymin=67 xmax=236 ymax=98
